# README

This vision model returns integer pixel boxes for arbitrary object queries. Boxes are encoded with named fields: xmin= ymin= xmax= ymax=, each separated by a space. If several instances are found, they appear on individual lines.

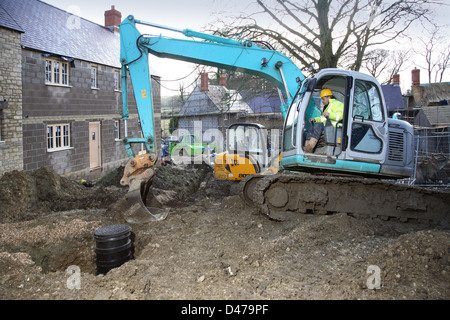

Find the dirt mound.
xmin=95 ymin=166 xmax=126 ymax=188
xmin=150 ymin=163 xmax=233 ymax=205
xmin=0 ymin=167 xmax=125 ymax=223
xmin=366 ymin=230 xmax=450 ymax=299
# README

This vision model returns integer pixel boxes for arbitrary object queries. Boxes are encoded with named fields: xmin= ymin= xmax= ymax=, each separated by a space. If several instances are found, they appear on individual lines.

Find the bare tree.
xmin=363 ymin=49 xmax=390 ymax=79
xmin=418 ymin=26 xmax=450 ymax=83
xmin=209 ymin=0 xmax=438 ymax=73
xmin=363 ymin=49 xmax=411 ymax=84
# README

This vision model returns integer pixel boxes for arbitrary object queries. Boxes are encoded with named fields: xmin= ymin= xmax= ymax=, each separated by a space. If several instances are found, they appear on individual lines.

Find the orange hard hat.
xmin=320 ymin=89 xmax=333 ymax=98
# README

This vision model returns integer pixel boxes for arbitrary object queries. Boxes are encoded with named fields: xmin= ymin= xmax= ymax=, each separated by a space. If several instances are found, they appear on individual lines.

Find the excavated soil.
xmin=0 ymin=164 xmax=449 ymax=303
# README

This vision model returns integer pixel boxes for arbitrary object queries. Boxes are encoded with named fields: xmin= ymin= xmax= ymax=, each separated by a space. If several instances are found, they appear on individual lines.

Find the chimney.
xmin=411 ymin=68 xmax=424 ymax=104
xmin=105 ymin=5 xmax=121 ymax=33
xmin=219 ymin=74 xmax=227 ymax=87
xmin=412 ymin=68 xmax=420 ymax=87
xmin=200 ymin=72 xmax=209 ymax=92
xmin=392 ymin=74 xmax=400 ymax=86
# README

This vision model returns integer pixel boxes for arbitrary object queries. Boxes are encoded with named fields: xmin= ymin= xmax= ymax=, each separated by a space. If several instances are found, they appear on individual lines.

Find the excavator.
xmin=116 ymin=15 xmax=302 ymax=223
xmin=213 ymin=123 xmax=282 ymax=180
xmin=117 ymin=15 xmax=449 ymax=226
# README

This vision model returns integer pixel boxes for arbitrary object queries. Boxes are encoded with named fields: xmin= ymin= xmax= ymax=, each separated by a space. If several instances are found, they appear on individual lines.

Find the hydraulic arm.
xmin=120 ymin=15 xmax=304 ymax=157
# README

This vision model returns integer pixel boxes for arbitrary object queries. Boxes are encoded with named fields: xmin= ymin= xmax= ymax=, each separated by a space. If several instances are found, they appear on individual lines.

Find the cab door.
xmin=345 ymin=77 xmax=388 ymax=163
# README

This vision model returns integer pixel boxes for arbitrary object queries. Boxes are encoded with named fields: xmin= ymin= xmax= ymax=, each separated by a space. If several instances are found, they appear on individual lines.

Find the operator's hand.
xmin=323 ymin=111 xmax=329 ymax=118
xmin=309 ymin=118 xmax=315 ymax=124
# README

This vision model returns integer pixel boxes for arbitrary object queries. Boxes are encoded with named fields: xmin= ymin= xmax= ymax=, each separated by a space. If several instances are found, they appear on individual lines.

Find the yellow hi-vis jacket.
xmin=313 ymin=98 xmax=344 ymax=127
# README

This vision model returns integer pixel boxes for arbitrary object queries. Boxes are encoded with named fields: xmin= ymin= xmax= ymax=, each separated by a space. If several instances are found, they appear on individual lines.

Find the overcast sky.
xmin=43 ymin=0 xmax=254 ymax=96
xmin=44 ymin=0 xmax=449 ymax=96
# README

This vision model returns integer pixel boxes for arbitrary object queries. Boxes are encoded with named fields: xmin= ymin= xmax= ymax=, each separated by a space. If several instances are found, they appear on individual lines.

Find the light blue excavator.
xmin=116 ymin=15 xmax=449 ymax=226
xmin=117 ymin=15 xmax=303 ymax=223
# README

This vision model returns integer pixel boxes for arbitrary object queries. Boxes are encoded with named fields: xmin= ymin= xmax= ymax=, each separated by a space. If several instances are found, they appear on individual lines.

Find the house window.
xmin=47 ymin=123 xmax=70 ymax=151
xmin=61 ymin=63 xmax=68 ymax=85
xmin=45 ymin=59 xmax=69 ymax=85
xmin=114 ymin=120 xmax=121 ymax=140
xmin=91 ymin=66 xmax=98 ymax=88
xmin=114 ymin=70 xmax=121 ymax=91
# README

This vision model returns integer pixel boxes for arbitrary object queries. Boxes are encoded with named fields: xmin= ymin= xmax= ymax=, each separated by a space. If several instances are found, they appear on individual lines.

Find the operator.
xmin=304 ymin=88 xmax=344 ymax=153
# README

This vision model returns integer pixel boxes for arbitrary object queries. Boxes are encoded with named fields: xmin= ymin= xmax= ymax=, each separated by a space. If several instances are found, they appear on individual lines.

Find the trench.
xmin=0 ymin=164 xmax=227 ymax=276
xmin=27 ymin=223 xmax=152 ymax=275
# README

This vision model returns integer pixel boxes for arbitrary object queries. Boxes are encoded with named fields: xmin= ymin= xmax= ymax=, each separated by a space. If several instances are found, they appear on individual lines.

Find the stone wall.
xmin=0 ymin=27 xmax=24 ymax=176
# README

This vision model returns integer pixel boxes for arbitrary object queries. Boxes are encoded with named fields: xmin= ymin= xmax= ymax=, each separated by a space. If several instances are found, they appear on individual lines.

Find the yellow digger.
xmin=213 ymin=123 xmax=281 ymax=180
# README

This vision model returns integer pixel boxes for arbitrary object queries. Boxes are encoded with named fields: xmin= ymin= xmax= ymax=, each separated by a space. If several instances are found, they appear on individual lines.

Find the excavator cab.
xmin=281 ymin=68 xmax=414 ymax=178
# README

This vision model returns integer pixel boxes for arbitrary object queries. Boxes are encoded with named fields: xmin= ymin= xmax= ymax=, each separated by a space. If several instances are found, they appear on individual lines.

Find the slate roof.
xmin=240 ymin=90 xmax=281 ymax=113
xmin=0 ymin=2 xmax=23 ymax=32
xmin=415 ymin=105 xmax=450 ymax=127
xmin=243 ymin=85 xmax=407 ymax=114
xmin=381 ymin=84 xmax=405 ymax=111
xmin=0 ymin=0 xmax=120 ymax=67
xmin=179 ymin=85 xmax=253 ymax=115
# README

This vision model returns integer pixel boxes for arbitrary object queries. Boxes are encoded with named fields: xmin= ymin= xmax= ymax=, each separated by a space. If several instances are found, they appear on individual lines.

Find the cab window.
xmin=352 ymin=80 xmax=384 ymax=122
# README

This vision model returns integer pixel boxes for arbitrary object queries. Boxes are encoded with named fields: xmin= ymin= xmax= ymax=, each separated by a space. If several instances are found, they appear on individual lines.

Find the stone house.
xmin=401 ymin=68 xmax=450 ymax=128
xmin=0 ymin=0 xmax=161 ymax=179
xmin=0 ymin=3 xmax=23 ymax=174
xmin=177 ymin=73 xmax=253 ymax=134
xmin=176 ymin=73 xmax=284 ymax=151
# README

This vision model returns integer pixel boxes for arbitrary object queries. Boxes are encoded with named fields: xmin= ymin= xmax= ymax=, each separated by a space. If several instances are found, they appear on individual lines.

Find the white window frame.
xmin=114 ymin=120 xmax=121 ymax=141
xmin=45 ymin=58 xmax=69 ymax=86
xmin=114 ymin=70 xmax=121 ymax=91
xmin=91 ymin=65 xmax=98 ymax=89
xmin=47 ymin=123 xmax=71 ymax=151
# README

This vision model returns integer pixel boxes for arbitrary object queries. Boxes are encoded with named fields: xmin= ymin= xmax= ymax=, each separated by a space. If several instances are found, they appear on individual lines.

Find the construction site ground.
xmin=0 ymin=164 xmax=449 ymax=302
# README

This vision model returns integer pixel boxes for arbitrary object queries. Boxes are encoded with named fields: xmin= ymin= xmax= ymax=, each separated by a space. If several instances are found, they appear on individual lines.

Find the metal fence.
xmin=411 ymin=127 xmax=450 ymax=186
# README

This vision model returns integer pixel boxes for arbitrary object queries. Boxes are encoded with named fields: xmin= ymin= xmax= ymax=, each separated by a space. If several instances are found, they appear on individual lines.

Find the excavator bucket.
xmin=116 ymin=153 xmax=169 ymax=224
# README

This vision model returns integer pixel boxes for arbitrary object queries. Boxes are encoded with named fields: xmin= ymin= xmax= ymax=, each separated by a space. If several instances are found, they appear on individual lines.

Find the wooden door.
xmin=89 ymin=122 xmax=101 ymax=169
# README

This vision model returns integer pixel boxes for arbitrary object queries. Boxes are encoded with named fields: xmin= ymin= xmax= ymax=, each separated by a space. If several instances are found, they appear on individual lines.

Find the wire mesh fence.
xmin=411 ymin=127 xmax=449 ymax=186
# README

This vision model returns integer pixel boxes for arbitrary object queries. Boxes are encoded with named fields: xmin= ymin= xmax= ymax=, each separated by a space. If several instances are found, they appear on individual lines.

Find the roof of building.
xmin=0 ymin=3 xmax=23 ymax=32
xmin=415 ymin=105 xmax=450 ymax=128
xmin=0 ymin=0 xmax=120 ymax=67
xmin=417 ymin=83 xmax=450 ymax=107
xmin=240 ymin=90 xmax=281 ymax=113
xmin=381 ymin=84 xmax=405 ymax=111
xmin=179 ymin=85 xmax=253 ymax=115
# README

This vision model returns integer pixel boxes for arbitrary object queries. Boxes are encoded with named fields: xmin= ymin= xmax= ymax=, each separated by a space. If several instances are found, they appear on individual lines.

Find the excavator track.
xmin=240 ymin=172 xmax=450 ymax=227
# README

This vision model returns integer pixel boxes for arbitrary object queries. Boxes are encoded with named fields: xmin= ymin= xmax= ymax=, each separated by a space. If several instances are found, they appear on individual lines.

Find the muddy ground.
xmin=0 ymin=164 xmax=449 ymax=303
